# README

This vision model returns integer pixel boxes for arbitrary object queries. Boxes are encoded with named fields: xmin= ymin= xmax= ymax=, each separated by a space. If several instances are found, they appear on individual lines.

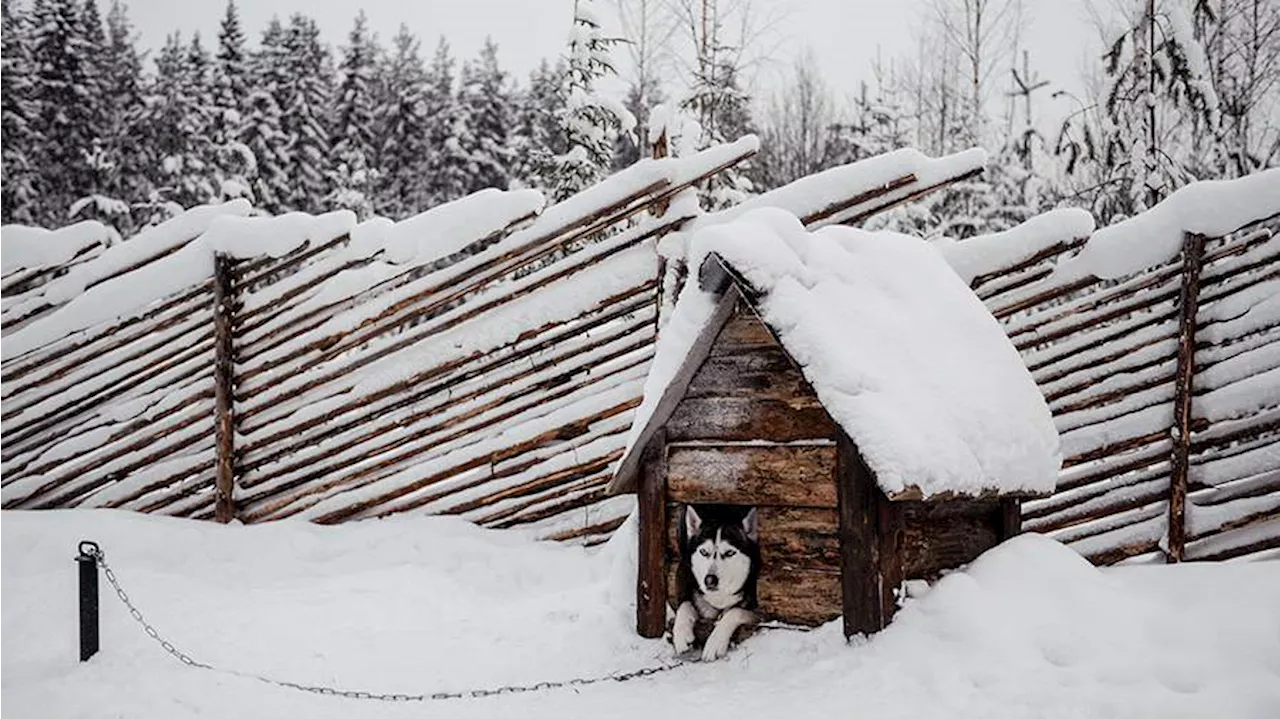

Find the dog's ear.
xmin=684 ymin=505 xmax=702 ymax=540
xmin=742 ymin=508 xmax=758 ymax=541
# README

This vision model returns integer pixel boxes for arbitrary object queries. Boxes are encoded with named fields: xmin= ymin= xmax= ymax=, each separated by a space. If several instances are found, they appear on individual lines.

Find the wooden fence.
xmin=948 ymin=190 xmax=1280 ymax=563
xmin=0 ymin=142 xmax=989 ymax=543
xmin=3 ymin=144 xmax=1277 ymax=562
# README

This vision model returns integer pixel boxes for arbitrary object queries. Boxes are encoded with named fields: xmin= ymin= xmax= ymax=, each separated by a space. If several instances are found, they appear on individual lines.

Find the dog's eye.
xmin=722 ymin=549 xmax=737 ymax=558
xmin=699 ymin=548 xmax=711 ymax=557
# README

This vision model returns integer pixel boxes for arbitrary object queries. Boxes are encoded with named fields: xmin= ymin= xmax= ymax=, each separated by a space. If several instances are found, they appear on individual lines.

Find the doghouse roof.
xmin=609 ymin=208 xmax=1061 ymax=500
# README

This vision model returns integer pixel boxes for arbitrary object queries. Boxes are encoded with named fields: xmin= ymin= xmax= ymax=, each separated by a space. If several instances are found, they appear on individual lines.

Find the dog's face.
xmin=684 ymin=506 xmax=758 ymax=604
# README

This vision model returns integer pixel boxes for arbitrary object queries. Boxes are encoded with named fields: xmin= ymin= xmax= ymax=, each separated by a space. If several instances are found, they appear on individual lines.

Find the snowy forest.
xmin=2 ymin=0 xmax=1278 ymax=237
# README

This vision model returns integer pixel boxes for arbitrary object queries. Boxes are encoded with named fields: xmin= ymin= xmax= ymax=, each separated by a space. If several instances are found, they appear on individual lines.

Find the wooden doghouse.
xmin=609 ymin=211 xmax=1060 ymax=639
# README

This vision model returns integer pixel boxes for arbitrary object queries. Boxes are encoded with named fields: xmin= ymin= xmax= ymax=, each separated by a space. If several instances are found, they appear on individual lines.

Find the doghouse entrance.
xmin=664 ymin=500 xmax=842 ymax=626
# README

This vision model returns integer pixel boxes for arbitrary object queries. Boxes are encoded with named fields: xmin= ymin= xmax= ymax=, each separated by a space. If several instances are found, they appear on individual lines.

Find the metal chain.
xmin=83 ymin=544 xmax=687 ymax=702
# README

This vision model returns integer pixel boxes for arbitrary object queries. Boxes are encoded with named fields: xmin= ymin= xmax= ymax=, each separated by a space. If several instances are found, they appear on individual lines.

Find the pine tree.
xmin=511 ymin=59 xmax=567 ymax=192
xmin=456 ymin=38 xmax=515 ymax=196
xmin=373 ymin=25 xmax=432 ymax=217
xmin=549 ymin=0 xmax=634 ymax=201
xmin=1059 ymin=0 xmax=1221 ymax=222
xmin=211 ymin=0 xmax=253 ymax=201
xmin=2 ymin=0 xmax=40 ymax=224
xmin=28 ymin=0 xmax=99 ymax=223
xmin=278 ymin=13 xmax=334 ymax=213
xmin=329 ymin=11 xmax=380 ymax=218
xmin=98 ymin=0 xmax=148 ymax=221
xmin=422 ymin=38 xmax=470 ymax=207
xmin=143 ymin=32 xmax=217 ymax=212
xmin=243 ymin=17 xmax=290 ymax=214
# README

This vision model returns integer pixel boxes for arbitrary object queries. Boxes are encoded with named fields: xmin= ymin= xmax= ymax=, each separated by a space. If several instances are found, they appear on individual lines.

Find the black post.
xmin=77 ymin=541 xmax=100 ymax=662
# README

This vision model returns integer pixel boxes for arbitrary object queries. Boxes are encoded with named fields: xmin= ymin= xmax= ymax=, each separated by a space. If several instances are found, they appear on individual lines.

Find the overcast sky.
xmin=121 ymin=0 xmax=1105 ymax=129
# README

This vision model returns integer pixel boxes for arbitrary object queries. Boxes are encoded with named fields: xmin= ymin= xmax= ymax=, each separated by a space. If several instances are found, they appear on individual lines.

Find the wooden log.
xmin=2 ymin=338 xmax=214 ymax=447
xmin=241 ymin=369 xmax=641 ymax=522
xmin=433 ymin=449 xmax=622 ymax=518
xmin=666 ymin=443 xmax=838 ymax=508
xmin=483 ymin=475 xmax=612 ymax=528
xmin=969 ymin=237 xmax=1088 ymax=295
xmin=837 ymin=167 xmax=984 ymax=227
xmin=898 ymin=499 xmax=1001 ymax=580
xmin=5 ymin=392 xmax=215 ymax=500
xmin=666 ymin=397 xmax=837 ymax=444
xmin=237 ymin=280 xmax=651 ymax=448
xmin=800 ymin=173 xmax=916 ymax=227
xmin=213 ymin=253 xmax=237 ymax=524
xmin=542 ymin=514 xmax=629 ymax=543
xmin=1187 ymin=524 xmax=1280 ymax=561
xmin=236 ymin=194 xmax=675 ymax=390
xmin=991 ymin=276 xmax=1097 ymax=320
xmin=1027 ymin=480 xmax=1170 ymax=535
xmin=836 ymin=434 xmax=881 ymax=637
xmin=3 ymin=304 xmax=211 ymax=411
xmin=238 ymin=336 xmax=650 ymax=504
xmin=0 ymin=282 xmax=211 ymax=387
xmin=755 ymin=565 xmax=843 ymax=626
xmin=300 ymin=396 xmax=641 ymax=524
xmin=1167 ymin=233 xmax=1205 ymax=562
xmin=637 ymin=430 xmax=667 ymax=638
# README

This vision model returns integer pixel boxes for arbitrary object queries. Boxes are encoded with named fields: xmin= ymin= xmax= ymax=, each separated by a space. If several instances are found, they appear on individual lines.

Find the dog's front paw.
xmin=700 ymin=630 xmax=732 ymax=662
xmin=672 ymin=622 xmax=694 ymax=654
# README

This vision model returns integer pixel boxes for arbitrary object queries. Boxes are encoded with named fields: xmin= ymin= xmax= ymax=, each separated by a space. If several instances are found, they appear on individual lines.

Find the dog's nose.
xmin=704 ymin=573 xmax=719 ymax=590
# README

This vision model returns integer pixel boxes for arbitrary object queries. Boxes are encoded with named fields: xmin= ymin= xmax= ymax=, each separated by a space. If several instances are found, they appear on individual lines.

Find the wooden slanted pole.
xmin=1167 ymin=232 xmax=1205 ymax=562
xmin=636 ymin=429 xmax=668 ymax=638
xmin=213 ymin=253 xmax=238 ymax=524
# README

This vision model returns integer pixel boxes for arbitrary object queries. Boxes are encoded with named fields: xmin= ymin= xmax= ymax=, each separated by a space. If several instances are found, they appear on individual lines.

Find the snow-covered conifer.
xmin=549 ymin=0 xmax=635 ymax=201
xmin=457 ymin=38 xmax=516 ymax=196
xmin=328 ymin=11 xmax=380 ymax=218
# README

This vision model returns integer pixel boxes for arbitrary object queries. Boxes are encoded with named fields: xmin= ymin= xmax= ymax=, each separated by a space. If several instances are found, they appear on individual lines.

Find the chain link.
xmin=82 ymin=544 xmax=687 ymax=702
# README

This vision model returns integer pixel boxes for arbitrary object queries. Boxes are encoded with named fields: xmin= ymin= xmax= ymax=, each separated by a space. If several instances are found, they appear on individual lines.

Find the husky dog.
xmin=672 ymin=505 xmax=760 ymax=661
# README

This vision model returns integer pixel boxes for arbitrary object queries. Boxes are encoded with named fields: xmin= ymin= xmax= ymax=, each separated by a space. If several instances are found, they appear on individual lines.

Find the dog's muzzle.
xmin=704 ymin=573 xmax=719 ymax=590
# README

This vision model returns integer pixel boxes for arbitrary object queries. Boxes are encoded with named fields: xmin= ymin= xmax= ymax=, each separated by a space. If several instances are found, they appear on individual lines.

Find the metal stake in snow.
xmin=76 ymin=541 xmax=101 ymax=662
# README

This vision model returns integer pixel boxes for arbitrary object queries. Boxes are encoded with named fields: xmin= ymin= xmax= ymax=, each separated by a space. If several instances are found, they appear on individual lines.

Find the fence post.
xmin=213 ymin=253 xmax=237 ymax=524
xmin=77 ymin=541 xmax=100 ymax=661
xmin=1168 ymin=232 xmax=1205 ymax=562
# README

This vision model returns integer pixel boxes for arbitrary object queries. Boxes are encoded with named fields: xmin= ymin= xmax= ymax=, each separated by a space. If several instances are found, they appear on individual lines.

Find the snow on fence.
xmin=7 ymin=143 xmax=1272 ymax=563
xmin=0 ymin=141 xmax=991 ymax=547
xmin=943 ymin=169 xmax=1280 ymax=563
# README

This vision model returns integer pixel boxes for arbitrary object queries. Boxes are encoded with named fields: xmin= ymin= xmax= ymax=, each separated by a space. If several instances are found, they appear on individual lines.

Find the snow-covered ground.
xmin=3 ymin=509 xmax=1278 ymax=718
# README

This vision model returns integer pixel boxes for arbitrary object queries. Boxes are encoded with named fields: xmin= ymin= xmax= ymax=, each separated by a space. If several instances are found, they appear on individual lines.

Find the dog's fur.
xmin=672 ymin=505 xmax=760 ymax=661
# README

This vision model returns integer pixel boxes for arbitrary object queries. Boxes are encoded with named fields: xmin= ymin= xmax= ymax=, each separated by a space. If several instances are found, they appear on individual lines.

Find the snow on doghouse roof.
xmin=611 ymin=208 xmax=1061 ymax=500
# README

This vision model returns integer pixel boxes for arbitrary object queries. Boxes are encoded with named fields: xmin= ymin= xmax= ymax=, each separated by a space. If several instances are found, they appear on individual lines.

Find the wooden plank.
xmin=666 ymin=397 xmax=837 ymax=443
xmin=836 ymin=434 xmax=881 ymax=637
xmin=666 ymin=444 xmax=838 ymax=508
xmin=708 ymin=305 xmax=779 ymax=354
xmin=1168 ymin=232 xmax=1206 ymax=562
xmin=899 ymin=500 xmax=1003 ymax=579
xmin=637 ymin=430 xmax=667 ymax=638
xmin=1000 ymin=498 xmax=1022 ymax=539
xmin=755 ymin=565 xmax=842 ymax=626
xmin=685 ymin=347 xmax=815 ymax=400
xmin=213 ymin=253 xmax=237 ymax=524
xmin=877 ymin=492 xmax=905 ymax=624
